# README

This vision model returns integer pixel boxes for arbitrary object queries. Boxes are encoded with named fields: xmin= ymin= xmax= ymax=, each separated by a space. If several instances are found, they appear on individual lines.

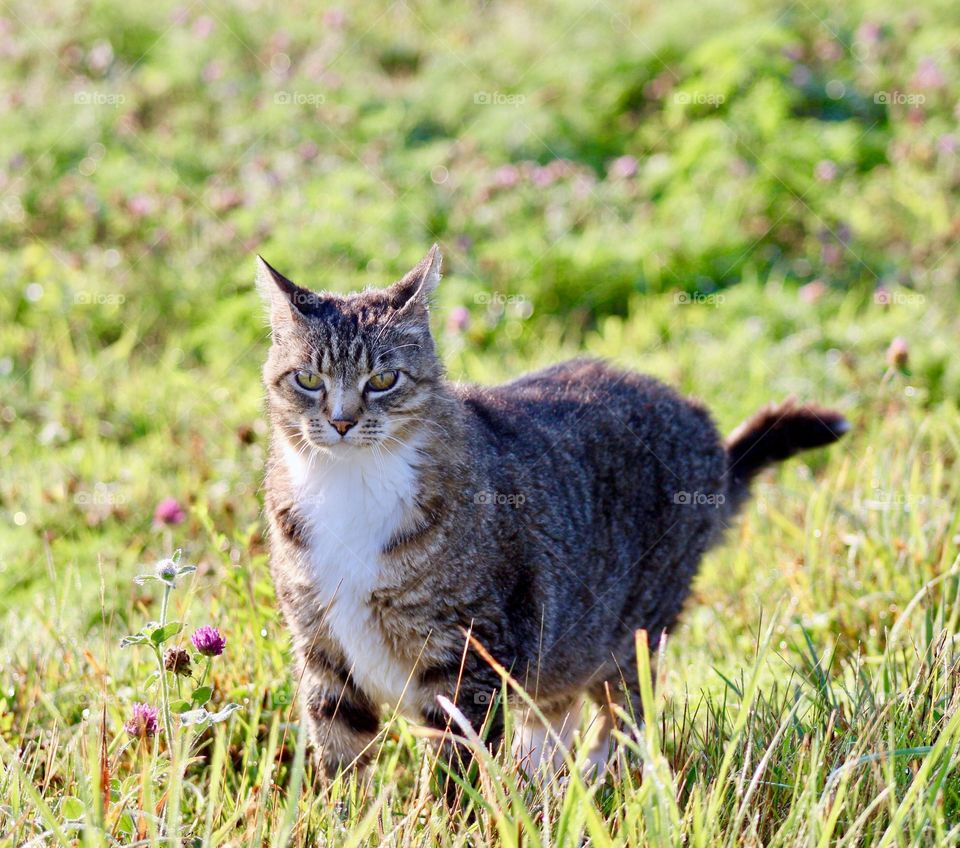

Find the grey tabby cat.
xmin=257 ymin=245 xmax=848 ymax=778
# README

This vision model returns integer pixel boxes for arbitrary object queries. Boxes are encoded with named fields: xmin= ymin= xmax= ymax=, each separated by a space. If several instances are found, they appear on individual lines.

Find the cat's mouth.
xmin=297 ymin=418 xmax=388 ymax=452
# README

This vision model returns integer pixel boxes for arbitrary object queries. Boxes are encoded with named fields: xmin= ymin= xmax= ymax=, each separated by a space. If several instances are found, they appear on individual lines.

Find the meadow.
xmin=1 ymin=0 xmax=959 ymax=844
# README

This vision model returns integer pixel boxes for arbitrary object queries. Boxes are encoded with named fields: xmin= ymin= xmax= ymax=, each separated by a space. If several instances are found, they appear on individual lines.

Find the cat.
xmin=257 ymin=244 xmax=848 ymax=779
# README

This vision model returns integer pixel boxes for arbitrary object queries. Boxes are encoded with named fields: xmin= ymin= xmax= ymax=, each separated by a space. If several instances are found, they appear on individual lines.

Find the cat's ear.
xmin=386 ymin=244 xmax=442 ymax=315
xmin=255 ymin=256 xmax=313 ymax=330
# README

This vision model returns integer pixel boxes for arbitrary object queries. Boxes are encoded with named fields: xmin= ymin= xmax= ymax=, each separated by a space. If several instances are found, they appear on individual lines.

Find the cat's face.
xmin=258 ymin=246 xmax=444 ymax=453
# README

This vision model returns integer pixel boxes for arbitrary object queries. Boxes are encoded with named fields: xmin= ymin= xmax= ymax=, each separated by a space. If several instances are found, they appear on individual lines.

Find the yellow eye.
xmin=366 ymin=370 xmax=399 ymax=392
xmin=294 ymin=371 xmax=323 ymax=391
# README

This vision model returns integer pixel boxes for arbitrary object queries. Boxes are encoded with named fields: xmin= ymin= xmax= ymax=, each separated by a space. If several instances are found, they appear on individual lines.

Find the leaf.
xmin=133 ymin=574 xmax=158 ymax=585
xmin=117 ymin=811 xmax=135 ymax=836
xmin=179 ymin=709 xmax=209 ymax=726
xmin=60 ymin=796 xmax=85 ymax=820
xmin=191 ymin=686 xmax=212 ymax=706
xmin=149 ymin=621 xmax=183 ymax=645
xmin=119 ymin=634 xmax=149 ymax=648
xmin=170 ymin=699 xmax=193 ymax=714
xmin=208 ymin=703 xmax=241 ymax=723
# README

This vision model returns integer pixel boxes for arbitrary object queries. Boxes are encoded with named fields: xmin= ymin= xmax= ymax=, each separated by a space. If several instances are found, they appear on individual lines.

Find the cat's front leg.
xmin=421 ymin=676 xmax=506 ymax=803
xmin=302 ymin=672 xmax=381 ymax=777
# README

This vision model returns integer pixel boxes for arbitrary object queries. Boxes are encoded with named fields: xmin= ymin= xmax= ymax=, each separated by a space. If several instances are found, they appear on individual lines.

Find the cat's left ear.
xmin=387 ymin=244 xmax=442 ymax=315
xmin=255 ymin=255 xmax=315 ymax=331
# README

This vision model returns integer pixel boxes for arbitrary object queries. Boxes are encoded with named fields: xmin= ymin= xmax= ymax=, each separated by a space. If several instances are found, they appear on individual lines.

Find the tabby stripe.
xmin=308 ymin=690 xmax=380 ymax=736
xmin=270 ymin=504 xmax=308 ymax=548
xmin=305 ymin=647 xmax=352 ymax=685
xmin=418 ymin=656 xmax=467 ymax=687
xmin=382 ymin=516 xmax=438 ymax=555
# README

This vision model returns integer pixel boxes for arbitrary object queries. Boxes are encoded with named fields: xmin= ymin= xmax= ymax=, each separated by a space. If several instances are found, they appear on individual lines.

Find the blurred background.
xmin=1 ymin=0 xmax=958 ymax=643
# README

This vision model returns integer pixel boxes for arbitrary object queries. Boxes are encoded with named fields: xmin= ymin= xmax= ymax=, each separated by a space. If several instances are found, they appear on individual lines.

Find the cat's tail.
xmin=724 ymin=398 xmax=849 ymax=513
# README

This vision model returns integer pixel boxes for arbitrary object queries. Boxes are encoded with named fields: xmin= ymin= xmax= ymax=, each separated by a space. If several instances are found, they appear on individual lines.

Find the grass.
xmin=2 ymin=0 xmax=960 ymax=843
xmin=3 ymin=283 xmax=959 ymax=845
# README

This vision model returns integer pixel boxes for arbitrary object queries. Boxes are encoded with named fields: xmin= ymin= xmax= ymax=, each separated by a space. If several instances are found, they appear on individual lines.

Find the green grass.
xmin=2 ymin=0 xmax=960 ymax=843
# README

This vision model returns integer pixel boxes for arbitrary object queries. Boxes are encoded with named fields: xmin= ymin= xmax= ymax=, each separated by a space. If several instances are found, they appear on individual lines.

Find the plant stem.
xmin=159 ymin=584 xmax=170 ymax=631
xmin=199 ymin=656 xmax=212 ymax=690
xmin=156 ymin=584 xmax=175 ymax=747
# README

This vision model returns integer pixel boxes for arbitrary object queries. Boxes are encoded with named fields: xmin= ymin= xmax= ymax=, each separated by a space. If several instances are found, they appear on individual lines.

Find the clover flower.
xmin=446 ymin=306 xmax=470 ymax=334
xmin=153 ymin=497 xmax=186 ymax=528
xmin=134 ymin=549 xmax=195 ymax=588
xmin=164 ymin=647 xmax=192 ymax=677
xmin=124 ymin=702 xmax=159 ymax=738
xmin=191 ymin=625 xmax=226 ymax=657
xmin=886 ymin=336 xmax=909 ymax=370
xmin=608 ymin=154 xmax=638 ymax=179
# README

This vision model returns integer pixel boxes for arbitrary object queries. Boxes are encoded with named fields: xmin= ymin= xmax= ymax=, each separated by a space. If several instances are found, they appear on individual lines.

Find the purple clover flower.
xmin=153 ymin=497 xmax=186 ymax=528
xmin=124 ymin=702 xmax=159 ymax=738
xmin=191 ymin=625 xmax=226 ymax=657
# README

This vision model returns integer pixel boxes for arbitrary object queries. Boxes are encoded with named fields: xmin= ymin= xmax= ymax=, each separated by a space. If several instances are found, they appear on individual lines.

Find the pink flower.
xmin=128 ymin=194 xmax=155 ymax=217
xmin=202 ymin=61 xmax=223 ymax=83
xmin=886 ymin=337 xmax=909 ymax=370
xmin=913 ymin=58 xmax=945 ymax=90
xmin=493 ymin=165 xmax=520 ymax=189
xmin=191 ymin=625 xmax=226 ymax=657
xmin=799 ymin=280 xmax=826 ymax=304
xmin=124 ymin=702 xmax=159 ymax=738
xmin=814 ymin=160 xmax=838 ymax=182
xmin=938 ymin=135 xmax=958 ymax=155
xmin=324 ymin=8 xmax=346 ymax=29
xmin=193 ymin=15 xmax=215 ymax=38
xmin=530 ymin=166 xmax=555 ymax=187
xmin=446 ymin=306 xmax=470 ymax=333
xmin=153 ymin=498 xmax=186 ymax=528
xmin=608 ymin=155 xmax=639 ymax=179
xmin=856 ymin=22 xmax=882 ymax=46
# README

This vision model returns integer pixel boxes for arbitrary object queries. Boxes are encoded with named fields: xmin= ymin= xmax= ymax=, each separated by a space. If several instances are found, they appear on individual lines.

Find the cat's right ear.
xmin=255 ymin=256 xmax=312 ymax=331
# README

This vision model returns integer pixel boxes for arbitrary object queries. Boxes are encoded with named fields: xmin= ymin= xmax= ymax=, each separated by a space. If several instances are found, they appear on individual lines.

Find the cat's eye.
xmin=294 ymin=370 xmax=323 ymax=391
xmin=366 ymin=370 xmax=399 ymax=392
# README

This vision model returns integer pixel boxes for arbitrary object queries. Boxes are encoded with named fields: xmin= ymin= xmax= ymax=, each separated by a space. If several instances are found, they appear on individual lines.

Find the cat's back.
xmin=453 ymin=356 xmax=728 ymax=525
xmin=457 ymin=357 xmax=721 ymax=454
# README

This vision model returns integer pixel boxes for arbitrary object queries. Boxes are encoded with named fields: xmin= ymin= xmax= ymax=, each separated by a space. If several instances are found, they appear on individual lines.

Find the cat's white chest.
xmin=282 ymin=441 xmax=421 ymax=711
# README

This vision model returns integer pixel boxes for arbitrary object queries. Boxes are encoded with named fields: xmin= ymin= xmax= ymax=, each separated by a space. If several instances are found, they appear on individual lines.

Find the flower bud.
xmin=886 ymin=336 xmax=909 ymax=370
xmin=164 ymin=647 xmax=192 ymax=677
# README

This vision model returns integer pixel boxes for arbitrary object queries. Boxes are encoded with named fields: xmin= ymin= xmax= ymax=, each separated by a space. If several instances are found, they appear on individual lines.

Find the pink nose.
xmin=329 ymin=418 xmax=357 ymax=436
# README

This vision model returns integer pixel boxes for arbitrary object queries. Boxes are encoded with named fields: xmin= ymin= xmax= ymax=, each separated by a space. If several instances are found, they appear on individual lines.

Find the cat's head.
xmin=257 ymin=245 xmax=444 ymax=453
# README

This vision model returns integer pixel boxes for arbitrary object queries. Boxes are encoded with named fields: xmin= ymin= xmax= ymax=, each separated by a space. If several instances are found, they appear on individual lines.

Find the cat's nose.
xmin=328 ymin=418 xmax=357 ymax=437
